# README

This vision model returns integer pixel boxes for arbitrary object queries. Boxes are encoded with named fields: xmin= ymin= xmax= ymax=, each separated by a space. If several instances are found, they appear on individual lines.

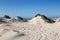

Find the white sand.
xmin=0 ymin=16 xmax=60 ymax=40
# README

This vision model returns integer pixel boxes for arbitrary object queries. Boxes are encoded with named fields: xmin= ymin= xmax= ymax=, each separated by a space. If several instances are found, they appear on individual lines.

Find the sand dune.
xmin=0 ymin=14 xmax=60 ymax=40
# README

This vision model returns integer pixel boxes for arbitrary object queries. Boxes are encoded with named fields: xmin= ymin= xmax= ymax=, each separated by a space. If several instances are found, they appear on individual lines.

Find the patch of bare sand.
xmin=0 ymin=15 xmax=60 ymax=40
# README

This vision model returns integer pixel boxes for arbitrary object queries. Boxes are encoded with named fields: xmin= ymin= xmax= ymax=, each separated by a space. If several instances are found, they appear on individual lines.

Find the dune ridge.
xmin=0 ymin=14 xmax=60 ymax=40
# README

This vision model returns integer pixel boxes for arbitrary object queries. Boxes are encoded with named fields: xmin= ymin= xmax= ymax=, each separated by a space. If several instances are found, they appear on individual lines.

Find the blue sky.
xmin=0 ymin=0 xmax=60 ymax=18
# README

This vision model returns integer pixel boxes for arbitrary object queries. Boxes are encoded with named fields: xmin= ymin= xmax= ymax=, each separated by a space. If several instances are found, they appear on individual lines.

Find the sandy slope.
xmin=0 ymin=16 xmax=60 ymax=40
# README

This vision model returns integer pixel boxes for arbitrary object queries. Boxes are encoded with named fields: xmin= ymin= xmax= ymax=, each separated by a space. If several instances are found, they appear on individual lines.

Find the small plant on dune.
xmin=16 ymin=16 xmax=23 ymax=20
xmin=3 ymin=15 xmax=11 ymax=19
xmin=35 ymin=14 xmax=41 ymax=17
